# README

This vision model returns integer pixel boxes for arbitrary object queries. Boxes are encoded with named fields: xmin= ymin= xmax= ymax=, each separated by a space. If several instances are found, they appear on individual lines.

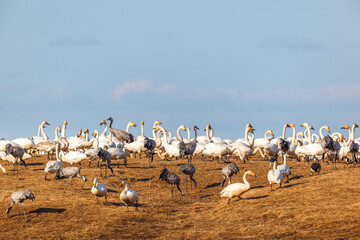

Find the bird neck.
xmin=41 ymin=124 xmax=48 ymax=140
xmin=101 ymin=121 xmax=108 ymax=137
xmin=264 ymin=130 xmax=272 ymax=143
xmin=243 ymin=171 xmax=251 ymax=186
xmin=61 ymin=122 xmax=67 ymax=138
xmin=177 ymin=126 xmax=184 ymax=141
xmin=291 ymin=126 xmax=296 ymax=145
xmin=282 ymin=124 xmax=288 ymax=139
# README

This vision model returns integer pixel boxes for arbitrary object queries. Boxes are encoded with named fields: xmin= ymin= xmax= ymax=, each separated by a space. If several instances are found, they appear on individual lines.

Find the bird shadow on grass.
xmin=26 ymin=162 xmax=44 ymax=166
xmin=204 ymin=182 xmax=221 ymax=189
xmin=126 ymin=166 xmax=155 ymax=169
xmin=29 ymin=208 xmax=66 ymax=214
xmin=107 ymin=188 xmax=118 ymax=193
xmin=252 ymin=185 xmax=265 ymax=189
xmin=289 ymin=175 xmax=303 ymax=181
xmin=200 ymin=194 xmax=213 ymax=199
xmin=242 ymin=195 xmax=269 ymax=200
xmin=205 ymin=168 xmax=222 ymax=171
xmin=282 ymin=180 xmax=309 ymax=189
xmin=136 ymin=177 xmax=155 ymax=182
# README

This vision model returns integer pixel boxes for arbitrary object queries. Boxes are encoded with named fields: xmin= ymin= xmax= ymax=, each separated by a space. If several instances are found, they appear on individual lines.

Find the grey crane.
xmin=55 ymin=167 xmax=87 ymax=192
xmin=310 ymin=161 xmax=321 ymax=176
xmin=179 ymin=164 xmax=197 ymax=190
xmin=159 ymin=167 xmax=185 ymax=199
xmin=182 ymin=126 xmax=199 ymax=163
xmin=5 ymin=189 xmax=35 ymax=221
xmin=106 ymin=117 xmax=135 ymax=143
xmin=144 ymin=137 xmax=156 ymax=167
xmin=5 ymin=143 xmax=26 ymax=173
xmin=221 ymin=162 xmax=239 ymax=187
xmin=321 ymin=135 xmax=341 ymax=169
xmin=97 ymin=147 xmax=114 ymax=177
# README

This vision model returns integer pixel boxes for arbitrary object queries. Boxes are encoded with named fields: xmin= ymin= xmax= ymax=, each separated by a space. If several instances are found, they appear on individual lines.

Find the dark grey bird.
xmin=144 ymin=137 xmax=156 ymax=166
xmin=159 ymin=167 xmax=185 ymax=199
xmin=5 ymin=143 xmax=26 ymax=173
xmin=55 ymin=167 xmax=87 ymax=192
xmin=106 ymin=117 xmax=135 ymax=143
xmin=221 ymin=162 xmax=239 ymax=187
xmin=179 ymin=164 xmax=197 ymax=190
xmin=5 ymin=189 xmax=35 ymax=221
xmin=278 ymin=138 xmax=290 ymax=161
xmin=321 ymin=135 xmax=341 ymax=169
xmin=182 ymin=126 xmax=199 ymax=163
xmin=97 ymin=147 xmax=114 ymax=177
xmin=310 ymin=162 xmax=321 ymax=176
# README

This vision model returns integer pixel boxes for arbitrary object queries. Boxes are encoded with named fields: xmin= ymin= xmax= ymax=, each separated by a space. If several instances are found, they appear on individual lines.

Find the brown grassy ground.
xmin=1 ymin=153 xmax=360 ymax=239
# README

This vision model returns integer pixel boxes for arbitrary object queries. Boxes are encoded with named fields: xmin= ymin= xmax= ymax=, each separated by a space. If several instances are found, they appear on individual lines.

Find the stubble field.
xmin=1 ymin=153 xmax=360 ymax=239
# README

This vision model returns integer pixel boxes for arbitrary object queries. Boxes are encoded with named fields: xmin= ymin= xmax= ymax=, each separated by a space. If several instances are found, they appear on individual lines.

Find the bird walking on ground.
xmin=5 ymin=189 xmax=35 ymax=221
xmin=55 ymin=167 xmax=87 ymax=192
xmin=120 ymin=181 xmax=139 ymax=211
xmin=179 ymin=164 xmax=197 ymax=190
xmin=159 ymin=167 xmax=185 ymax=199
xmin=220 ymin=170 xmax=256 ymax=204
xmin=91 ymin=178 xmax=108 ymax=204
xmin=221 ymin=162 xmax=239 ymax=187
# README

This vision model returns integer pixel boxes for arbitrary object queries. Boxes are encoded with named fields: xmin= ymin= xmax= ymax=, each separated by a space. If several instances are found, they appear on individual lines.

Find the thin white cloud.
xmin=110 ymin=80 xmax=152 ymax=98
xmin=259 ymin=39 xmax=328 ymax=51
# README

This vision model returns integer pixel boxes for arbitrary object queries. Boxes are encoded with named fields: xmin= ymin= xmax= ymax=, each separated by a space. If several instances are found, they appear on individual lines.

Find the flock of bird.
xmin=1 ymin=117 xmax=359 ymax=219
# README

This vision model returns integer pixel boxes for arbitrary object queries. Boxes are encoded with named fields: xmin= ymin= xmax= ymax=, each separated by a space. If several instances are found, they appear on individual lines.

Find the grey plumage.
xmin=97 ymin=147 xmax=114 ymax=177
xmin=106 ymin=117 xmax=134 ymax=143
xmin=159 ymin=167 xmax=185 ymax=199
xmin=144 ymin=137 xmax=156 ymax=166
xmin=321 ymin=135 xmax=342 ymax=169
xmin=6 ymin=189 xmax=35 ymax=220
xmin=5 ymin=143 xmax=26 ymax=173
xmin=55 ymin=167 xmax=87 ymax=192
xmin=182 ymin=126 xmax=199 ymax=163
xmin=310 ymin=162 xmax=321 ymax=176
xmin=221 ymin=162 xmax=239 ymax=187
xmin=179 ymin=164 xmax=197 ymax=189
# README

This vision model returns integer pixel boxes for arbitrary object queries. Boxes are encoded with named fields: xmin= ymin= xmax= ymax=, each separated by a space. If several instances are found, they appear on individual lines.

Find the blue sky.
xmin=1 ymin=1 xmax=360 ymax=140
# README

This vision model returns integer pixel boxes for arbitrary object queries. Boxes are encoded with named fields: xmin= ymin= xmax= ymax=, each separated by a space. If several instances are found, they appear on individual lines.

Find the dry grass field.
xmin=1 ymin=154 xmax=360 ymax=239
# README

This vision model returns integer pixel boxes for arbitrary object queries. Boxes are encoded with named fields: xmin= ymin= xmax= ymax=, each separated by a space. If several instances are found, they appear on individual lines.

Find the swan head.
xmin=100 ymin=120 xmax=106 ymax=126
xmin=92 ymin=130 xmax=98 ymax=137
xmin=56 ymin=126 xmax=61 ymax=132
xmin=341 ymin=125 xmax=350 ymax=130
xmin=179 ymin=125 xmax=186 ymax=131
xmin=289 ymin=123 xmax=295 ymax=128
xmin=247 ymin=170 xmax=256 ymax=177
xmin=63 ymin=120 xmax=68 ymax=127
xmin=42 ymin=121 xmax=50 ymax=127
xmin=301 ymin=122 xmax=309 ymax=127
xmin=130 ymin=122 xmax=137 ymax=127
xmin=121 ymin=180 xmax=129 ymax=187
xmin=84 ymin=129 xmax=89 ymax=134
xmin=141 ymin=121 xmax=144 ymax=125
xmin=93 ymin=178 xmax=98 ymax=186
xmin=325 ymin=126 xmax=330 ymax=133
xmin=155 ymin=121 xmax=161 ymax=125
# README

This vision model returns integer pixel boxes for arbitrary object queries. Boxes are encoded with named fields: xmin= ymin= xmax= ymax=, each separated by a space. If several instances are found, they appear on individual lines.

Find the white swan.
xmin=44 ymin=142 xmax=62 ymax=180
xmin=60 ymin=148 xmax=87 ymax=167
xmin=311 ymin=126 xmax=331 ymax=143
xmin=277 ymin=154 xmax=291 ymax=182
xmin=220 ymin=170 xmax=256 ymax=204
xmin=231 ymin=124 xmax=260 ymax=163
xmin=155 ymin=126 xmax=183 ymax=158
xmin=259 ymin=130 xmax=279 ymax=159
xmin=120 ymin=181 xmax=139 ymax=211
xmin=35 ymin=126 xmax=61 ymax=158
xmin=107 ymin=147 xmax=128 ymax=167
xmin=30 ymin=121 xmax=50 ymax=144
xmin=267 ymin=160 xmax=283 ymax=190
xmin=0 ymin=164 xmax=7 ymax=174
xmin=91 ymin=178 xmax=108 ymax=204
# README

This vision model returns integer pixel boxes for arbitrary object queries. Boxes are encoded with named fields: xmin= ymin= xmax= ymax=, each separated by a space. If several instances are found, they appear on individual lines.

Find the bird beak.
xmin=5 ymin=171 xmax=8 ymax=175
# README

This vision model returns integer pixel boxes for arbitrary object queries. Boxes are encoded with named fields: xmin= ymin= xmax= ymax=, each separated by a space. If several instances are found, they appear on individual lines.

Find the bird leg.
xmin=228 ymin=177 xmax=232 ymax=185
xmin=270 ymin=184 xmax=273 ymax=191
xmin=227 ymin=198 xmax=231 ymax=204
xmin=171 ymin=185 xmax=174 ymax=199
xmin=190 ymin=176 xmax=197 ymax=189
xmin=44 ymin=173 xmax=48 ymax=180
xmin=70 ymin=178 xmax=73 ymax=192
xmin=220 ymin=176 xmax=226 ymax=188
xmin=105 ymin=195 xmax=108 ymax=205
xmin=177 ymin=183 xmax=185 ymax=196
xmin=22 ymin=203 xmax=27 ymax=221
xmin=63 ymin=180 xmax=66 ymax=192
xmin=17 ymin=203 xmax=19 ymax=217
xmin=96 ymin=197 xmax=99 ymax=204
xmin=135 ymin=202 xmax=138 ymax=211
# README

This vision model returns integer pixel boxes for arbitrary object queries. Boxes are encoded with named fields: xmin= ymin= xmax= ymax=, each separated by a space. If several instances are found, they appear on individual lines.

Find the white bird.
xmin=30 ymin=121 xmax=50 ymax=144
xmin=277 ymin=155 xmax=291 ymax=183
xmin=44 ymin=142 xmax=62 ymax=180
xmin=60 ymin=150 xmax=87 ymax=167
xmin=91 ymin=177 xmax=108 ymax=204
xmin=267 ymin=160 xmax=283 ymax=190
xmin=120 ymin=181 xmax=139 ymax=211
xmin=107 ymin=147 xmax=128 ymax=168
xmin=220 ymin=170 xmax=256 ymax=204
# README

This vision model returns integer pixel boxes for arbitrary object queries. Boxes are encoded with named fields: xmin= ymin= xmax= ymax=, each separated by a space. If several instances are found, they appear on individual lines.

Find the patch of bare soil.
xmin=1 ymin=154 xmax=360 ymax=239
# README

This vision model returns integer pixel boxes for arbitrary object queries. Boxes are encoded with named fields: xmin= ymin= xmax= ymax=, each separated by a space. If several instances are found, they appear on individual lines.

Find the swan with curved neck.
xmin=100 ymin=120 xmax=108 ymax=137
xmin=301 ymin=122 xmax=314 ymax=144
xmin=44 ymin=142 xmax=63 ymax=180
xmin=311 ymin=126 xmax=330 ymax=142
xmin=156 ymin=126 xmax=182 ymax=158
xmin=31 ymin=121 xmax=50 ymax=144
xmin=220 ymin=170 xmax=256 ymax=204
xmin=137 ymin=121 xmax=145 ymax=141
